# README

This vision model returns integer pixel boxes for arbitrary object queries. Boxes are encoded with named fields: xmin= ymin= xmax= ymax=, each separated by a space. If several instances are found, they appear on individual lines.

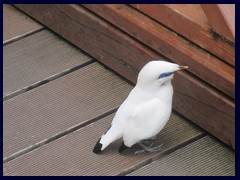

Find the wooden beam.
xmin=14 ymin=4 xmax=235 ymax=148
xmin=130 ymin=4 xmax=235 ymax=66
xmin=201 ymin=4 xmax=235 ymax=43
xmin=84 ymin=4 xmax=235 ymax=99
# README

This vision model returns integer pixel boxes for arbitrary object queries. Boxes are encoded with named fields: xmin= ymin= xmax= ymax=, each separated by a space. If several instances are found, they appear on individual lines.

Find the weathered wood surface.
xmin=173 ymin=72 xmax=235 ymax=148
xmin=129 ymin=136 xmax=235 ymax=176
xmin=3 ymin=30 xmax=92 ymax=100
xmin=4 ymin=112 xmax=204 ymax=176
xmin=14 ymin=4 xmax=235 ymax=149
xmin=84 ymin=5 xmax=234 ymax=99
xmin=4 ymin=62 xmax=133 ymax=160
xmin=14 ymin=4 xmax=166 ymax=84
xmin=3 ymin=6 xmax=235 ymax=176
xmin=201 ymin=4 xmax=235 ymax=43
xmin=3 ymin=4 xmax=43 ymax=44
xmin=85 ymin=5 xmax=235 ymax=98
xmin=131 ymin=4 xmax=235 ymax=66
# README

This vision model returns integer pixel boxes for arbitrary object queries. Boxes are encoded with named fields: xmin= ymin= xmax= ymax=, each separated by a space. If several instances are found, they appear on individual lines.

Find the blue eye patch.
xmin=158 ymin=72 xmax=173 ymax=79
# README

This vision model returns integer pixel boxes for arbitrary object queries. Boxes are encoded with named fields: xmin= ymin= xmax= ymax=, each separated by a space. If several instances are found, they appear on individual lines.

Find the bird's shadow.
xmin=99 ymin=138 xmax=164 ymax=157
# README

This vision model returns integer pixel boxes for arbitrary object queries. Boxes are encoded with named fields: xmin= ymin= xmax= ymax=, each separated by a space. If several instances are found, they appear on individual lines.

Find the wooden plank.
xmin=83 ymin=4 xmax=235 ymax=147
xmin=14 ymin=4 xmax=165 ymax=84
xmin=165 ymin=4 xmax=209 ymax=28
xmin=3 ymin=30 xmax=92 ymax=100
xmin=173 ymin=72 xmax=235 ymax=149
xmin=3 ymin=62 xmax=133 ymax=159
xmin=129 ymin=136 xmax=235 ymax=176
xmin=14 ymin=4 xmax=235 ymax=148
xmin=3 ymin=4 xmax=43 ymax=44
xmin=3 ymin=112 xmax=204 ymax=175
xmin=84 ymin=4 xmax=235 ymax=98
xmin=201 ymin=4 xmax=235 ymax=43
xmin=130 ymin=4 xmax=235 ymax=66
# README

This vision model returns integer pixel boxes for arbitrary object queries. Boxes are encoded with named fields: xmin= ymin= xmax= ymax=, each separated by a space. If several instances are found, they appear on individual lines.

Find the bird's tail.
xmin=93 ymin=138 xmax=103 ymax=154
xmin=93 ymin=125 xmax=122 ymax=154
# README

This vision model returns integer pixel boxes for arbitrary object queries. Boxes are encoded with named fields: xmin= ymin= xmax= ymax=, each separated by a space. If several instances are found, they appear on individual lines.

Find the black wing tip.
xmin=93 ymin=138 xmax=103 ymax=154
xmin=119 ymin=142 xmax=128 ymax=153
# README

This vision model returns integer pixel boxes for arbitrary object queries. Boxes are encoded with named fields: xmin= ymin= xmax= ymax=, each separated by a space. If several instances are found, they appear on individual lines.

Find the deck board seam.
xmin=3 ymin=60 xmax=95 ymax=101
xmin=3 ymin=27 xmax=45 ymax=46
xmin=3 ymin=106 xmax=119 ymax=164
xmin=120 ymin=132 xmax=207 ymax=176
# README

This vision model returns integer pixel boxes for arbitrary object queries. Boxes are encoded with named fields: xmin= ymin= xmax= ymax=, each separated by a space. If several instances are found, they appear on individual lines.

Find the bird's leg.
xmin=140 ymin=136 xmax=157 ymax=146
xmin=140 ymin=140 xmax=153 ymax=147
xmin=135 ymin=142 xmax=163 ymax=154
xmin=148 ymin=135 xmax=157 ymax=140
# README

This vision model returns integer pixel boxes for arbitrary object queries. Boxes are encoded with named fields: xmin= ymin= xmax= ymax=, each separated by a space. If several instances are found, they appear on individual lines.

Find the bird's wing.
xmin=123 ymin=98 xmax=171 ymax=147
xmin=111 ymin=99 xmax=129 ymax=125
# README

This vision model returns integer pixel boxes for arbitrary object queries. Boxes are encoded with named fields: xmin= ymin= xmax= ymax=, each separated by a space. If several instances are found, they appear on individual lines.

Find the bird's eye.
xmin=158 ymin=72 xmax=173 ymax=79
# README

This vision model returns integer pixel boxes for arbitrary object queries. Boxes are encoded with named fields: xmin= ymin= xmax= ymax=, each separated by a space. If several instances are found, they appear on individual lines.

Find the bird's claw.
xmin=134 ymin=150 xmax=146 ymax=154
xmin=150 ymin=144 xmax=163 ymax=151
xmin=135 ymin=144 xmax=163 ymax=154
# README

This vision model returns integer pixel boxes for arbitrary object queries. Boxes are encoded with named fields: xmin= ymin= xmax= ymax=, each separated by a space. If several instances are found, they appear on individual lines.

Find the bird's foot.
xmin=135 ymin=142 xmax=163 ymax=154
xmin=141 ymin=140 xmax=153 ymax=146
xmin=140 ymin=136 xmax=157 ymax=146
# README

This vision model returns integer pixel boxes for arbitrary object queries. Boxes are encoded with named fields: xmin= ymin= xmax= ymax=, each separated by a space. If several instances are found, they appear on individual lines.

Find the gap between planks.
xmin=4 ymin=5 xmax=208 ymax=172
xmin=3 ymin=4 xmax=43 ymax=45
xmin=3 ymin=111 xmax=205 ymax=175
xmin=3 ymin=106 xmax=119 ymax=163
xmin=118 ymin=133 xmax=206 ymax=176
xmin=3 ymin=60 xmax=95 ymax=101
xmin=3 ymin=28 xmax=45 ymax=46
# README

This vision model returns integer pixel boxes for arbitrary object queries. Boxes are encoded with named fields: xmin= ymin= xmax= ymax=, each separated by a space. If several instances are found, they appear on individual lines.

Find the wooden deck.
xmin=3 ymin=5 xmax=235 ymax=176
xmin=14 ymin=4 xmax=235 ymax=149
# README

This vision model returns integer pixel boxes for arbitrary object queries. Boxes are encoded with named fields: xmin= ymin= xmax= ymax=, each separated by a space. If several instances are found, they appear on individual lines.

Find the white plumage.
xmin=93 ymin=60 xmax=188 ymax=154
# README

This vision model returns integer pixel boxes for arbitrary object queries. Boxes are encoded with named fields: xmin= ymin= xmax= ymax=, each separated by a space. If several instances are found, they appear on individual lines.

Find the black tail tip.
xmin=93 ymin=138 xmax=103 ymax=154
xmin=119 ymin=142 xmax=128 ymax=153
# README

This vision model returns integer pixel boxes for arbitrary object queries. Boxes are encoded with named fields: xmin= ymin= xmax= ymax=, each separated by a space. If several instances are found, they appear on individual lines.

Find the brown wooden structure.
xmin=3 ymin=5 xmax=235 ymax=176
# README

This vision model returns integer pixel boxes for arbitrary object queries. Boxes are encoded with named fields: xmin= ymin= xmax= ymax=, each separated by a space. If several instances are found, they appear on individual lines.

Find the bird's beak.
xmin=178 ymin=66 xmax=189 ymax=70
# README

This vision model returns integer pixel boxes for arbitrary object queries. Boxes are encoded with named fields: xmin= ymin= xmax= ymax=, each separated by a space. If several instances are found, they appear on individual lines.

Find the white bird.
xmin=93 ymin=60 xmax=188 ymax=154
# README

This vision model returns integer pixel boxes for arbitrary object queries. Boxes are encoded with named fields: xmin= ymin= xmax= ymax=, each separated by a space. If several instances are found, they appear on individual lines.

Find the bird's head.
xmin=137 ymin=60 xmax=188 ymax=88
